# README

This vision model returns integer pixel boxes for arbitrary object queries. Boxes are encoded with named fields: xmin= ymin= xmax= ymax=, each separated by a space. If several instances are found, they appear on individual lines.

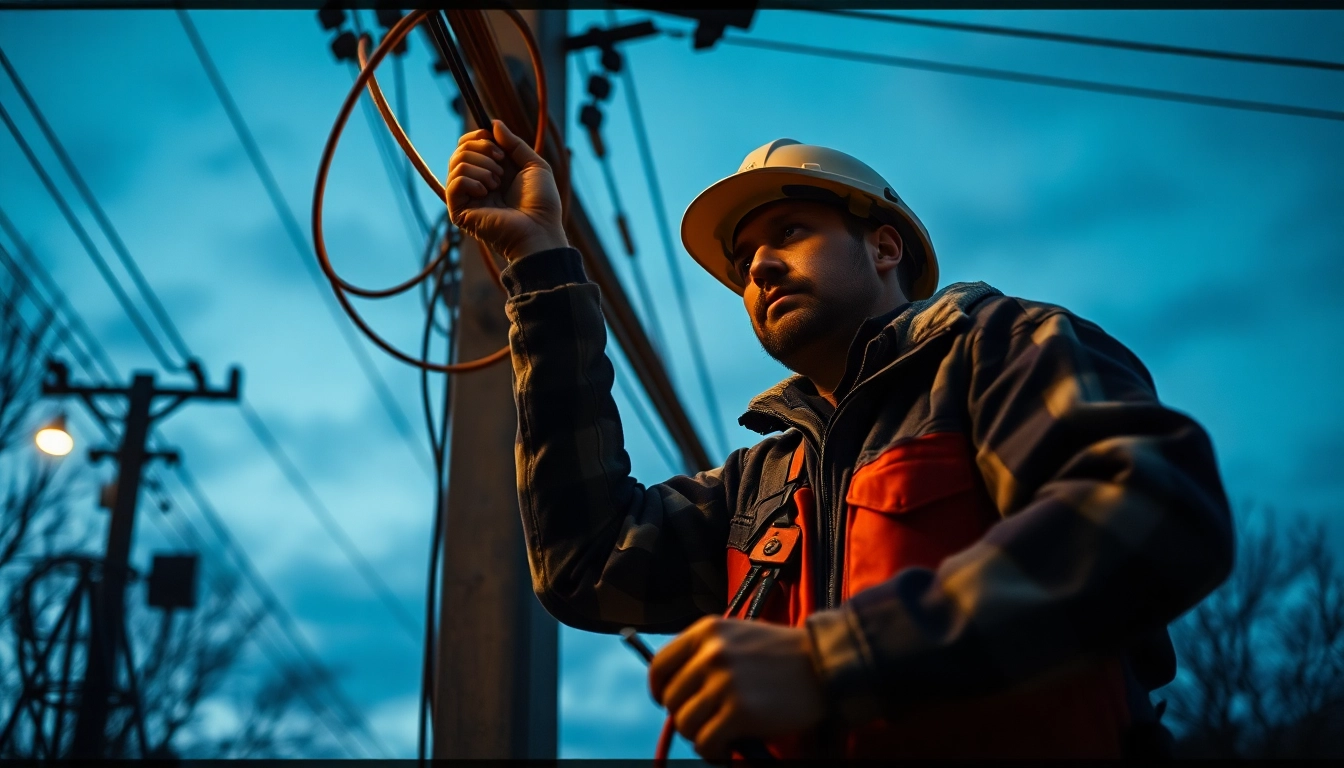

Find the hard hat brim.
xmin=681 ymin=166 xmax=939 ymax=300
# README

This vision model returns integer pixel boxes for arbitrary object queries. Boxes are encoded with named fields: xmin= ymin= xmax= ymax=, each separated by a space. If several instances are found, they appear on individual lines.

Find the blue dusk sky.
xmin=0 ymin=6 xmax=1341 ymax=759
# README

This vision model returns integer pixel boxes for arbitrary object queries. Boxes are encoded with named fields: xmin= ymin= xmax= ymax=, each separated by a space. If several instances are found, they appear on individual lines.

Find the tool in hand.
xmin=619 ymin=628 xmax=775 ymax=763
xmin=620 ymin=626 xmax=656 ymax=664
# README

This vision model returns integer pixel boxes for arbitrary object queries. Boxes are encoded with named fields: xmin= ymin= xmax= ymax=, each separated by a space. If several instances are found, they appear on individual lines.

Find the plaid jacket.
xmin=502 ymin=247 xmax=1233 ymax=739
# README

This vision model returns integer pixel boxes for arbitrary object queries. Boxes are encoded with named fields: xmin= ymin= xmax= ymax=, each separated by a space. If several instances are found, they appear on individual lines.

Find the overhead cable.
xmin=0 ymin=45 xmax=194 ymax=368
xmin=306 ymin=11 xmax=533 ymax=374
xmin=721 ymin=34 xmax=1344 ymax=123
xmin=573 ymin=52 xmax=668 ymax=357
xmin=338 ymin=11 xmax=431 ymax=246
xmin=0 ymin=219 xmax=389 ymax=758
xmin=415 ymin=255 xmax=457 ymax=761
xmin=391 ymin=50 xmax=435 ymax=237
xmin=384 ymin=10 xmax=711 ymax=469
xmin=0 ymin=53 xmax=429 ymax=644
xmin=605 ymin=10 xmax=730 ymax=459
xmin=169 ymin=464 xmax=394 ymax=757
xmin=356 ymin=64 xmax=430 ymax=251
xmin=352 ymin=7 xmax=435 ymax=240
xmin=176 ymin=10 xmax=434 ymax=475
xmin=239 ymin=401 xmax=422 ymax=641
xmin=0 ymin=208 xmax=117 ymax=378
xmin=136 ymin=489 xmax=376 ymax=759
xmin=0 ymin=98 xmax=182 ymax=370
xmin=788 ymin=4 xmax=1344 ymax=74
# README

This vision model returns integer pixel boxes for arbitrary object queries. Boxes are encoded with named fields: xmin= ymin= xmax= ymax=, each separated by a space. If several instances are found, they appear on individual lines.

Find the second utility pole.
xmin=41 ymin=360 xmax=240 ymax=758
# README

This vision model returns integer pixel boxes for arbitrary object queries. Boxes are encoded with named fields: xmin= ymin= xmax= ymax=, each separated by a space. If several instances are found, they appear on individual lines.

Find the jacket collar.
xmin=739 ymin=281 xmax=1001 ymax=436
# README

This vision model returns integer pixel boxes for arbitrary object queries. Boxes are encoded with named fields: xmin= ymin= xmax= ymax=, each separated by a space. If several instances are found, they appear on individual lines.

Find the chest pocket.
xmin=843 ymin=431 xmax=999 ymax=599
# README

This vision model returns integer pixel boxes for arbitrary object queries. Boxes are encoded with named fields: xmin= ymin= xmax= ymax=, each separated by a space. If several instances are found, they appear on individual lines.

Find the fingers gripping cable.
xmin=312 ymin=8 xmax=557 ymax=373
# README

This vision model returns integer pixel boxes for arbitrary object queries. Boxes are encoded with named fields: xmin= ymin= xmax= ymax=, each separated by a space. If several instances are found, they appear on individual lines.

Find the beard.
xmin=751 ymin=239 xmax=873 ymax=366
xmin=753 ymin=285 xmax=852 ymax=364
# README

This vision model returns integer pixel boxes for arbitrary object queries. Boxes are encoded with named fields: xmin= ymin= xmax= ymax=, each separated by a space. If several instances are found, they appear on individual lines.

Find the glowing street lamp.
xmin=35 ymin=413 xmax=73 ymax=457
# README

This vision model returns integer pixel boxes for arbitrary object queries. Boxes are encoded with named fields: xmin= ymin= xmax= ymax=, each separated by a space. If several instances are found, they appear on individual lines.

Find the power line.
xmin=574 ymin=52 xmax=668 ymax=356
xmin=788 ymin=5 xmax=1344 ymax=74
xmin=175 ymin=9 xmax=434 ymax=477
xmin=414 ymin=251 xmax=455 ymax=761
xmin=0 ymin=210 xmax=116 ymax=379
xmin=6 ymin=21 xmax=434 ymax=744
xmin=0 ymin=52 xmax=429 ymax=643
xmin=238 ymin=401 xmax=421 ymax=641
xmin=135 ymin=486 xmax=376 ymax=759
xmin=606 ymin=9 xmax=730 ymax=460
xmin=3 ymin=248 xmax=389 ymax=758
xmin=720 ymin=34 xmax=1344 ymax=123
xmin=0 ymin=97 xmax=182 ymax=370
xmin=0 ymin=45 xmax=193 ymax=368
xmin=356 ymin=64 xmax=430 ymax=253
xmin=168 ymin=464 xmax=393 ymax=758
xmin=345 ymin=37 xmax=432 ymax=255
xmin=390 ymin=47 xmax=436 ymax=238
xmin=343 ymin=9 xmax=433 ymax=241
xmin=0 ymin=222 xmax=389 ymax=758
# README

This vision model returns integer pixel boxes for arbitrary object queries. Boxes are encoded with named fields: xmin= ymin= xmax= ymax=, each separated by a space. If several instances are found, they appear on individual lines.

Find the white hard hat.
xmin=681 ymin=139 xmax=938 ymax=300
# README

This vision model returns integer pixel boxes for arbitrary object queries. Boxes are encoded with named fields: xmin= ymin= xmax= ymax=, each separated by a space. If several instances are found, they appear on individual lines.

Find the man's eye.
xmin=736 ymin=254 xmax=754 ymax=279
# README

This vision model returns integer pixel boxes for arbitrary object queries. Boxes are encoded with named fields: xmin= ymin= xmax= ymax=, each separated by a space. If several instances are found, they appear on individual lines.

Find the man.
xmin=447 ymin=122 xmax=1233 ymax=760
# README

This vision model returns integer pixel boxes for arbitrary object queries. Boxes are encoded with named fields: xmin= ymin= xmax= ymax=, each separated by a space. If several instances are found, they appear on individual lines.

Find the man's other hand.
xmin=648 ymin=616 xmax=826 ymax=761
xmin=447 ymin=120 xmax=567 ymax=262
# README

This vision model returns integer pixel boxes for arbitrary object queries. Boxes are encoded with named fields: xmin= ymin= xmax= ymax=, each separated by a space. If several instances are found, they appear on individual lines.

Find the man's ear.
xmin=872 ymin=224 xmax=903 ymax=277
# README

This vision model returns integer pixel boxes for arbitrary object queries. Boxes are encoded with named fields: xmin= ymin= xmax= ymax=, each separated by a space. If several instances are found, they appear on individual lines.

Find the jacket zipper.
xmin=814 ymin=331 xmax=961 ymax=609
xmin=745 ymin=324 xmax=963 ymax=609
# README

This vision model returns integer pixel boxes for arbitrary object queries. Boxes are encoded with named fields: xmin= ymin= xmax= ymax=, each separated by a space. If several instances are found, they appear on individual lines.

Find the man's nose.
xmin=747 ymin=247 xmax=786 ymax=287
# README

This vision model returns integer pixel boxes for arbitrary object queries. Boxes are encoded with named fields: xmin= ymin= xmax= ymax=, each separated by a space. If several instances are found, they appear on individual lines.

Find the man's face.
xmin=730 ymin=200 xmax=882 ymax=367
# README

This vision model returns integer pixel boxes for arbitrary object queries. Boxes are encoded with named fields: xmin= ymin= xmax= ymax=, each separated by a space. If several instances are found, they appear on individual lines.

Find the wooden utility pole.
xmin=434 ymin=9 xmax=565 ymax=759
xmin=35 ymin=361 xmax=239 ymax=758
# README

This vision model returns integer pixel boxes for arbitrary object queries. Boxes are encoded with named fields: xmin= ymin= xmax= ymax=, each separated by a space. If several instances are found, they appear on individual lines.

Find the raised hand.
xmin=446 ymin=120 xmax=567 ymax=263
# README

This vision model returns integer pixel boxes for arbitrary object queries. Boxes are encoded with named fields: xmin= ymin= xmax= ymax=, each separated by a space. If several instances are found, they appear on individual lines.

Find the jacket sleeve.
xmin=503 ymin=247 xmax=738 ymax=634
xmin=805 ymin=297 xmax=1234 ymax=720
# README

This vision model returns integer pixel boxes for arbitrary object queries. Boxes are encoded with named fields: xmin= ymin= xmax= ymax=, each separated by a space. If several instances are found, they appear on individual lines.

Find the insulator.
xmin=587 ymin=73 xmax=612 ymax=101
xmin=331 ymin=31 xmax=359 ymax=62
xmin=600 ymin=45 xmax=623 ymax=74
xmin=317 ymin=7 xmax=345 ymax=31
xmin=579 ymin=102 xmax=603 ymax=131
xmin=580 ymin=103 xmax=605 ymax=159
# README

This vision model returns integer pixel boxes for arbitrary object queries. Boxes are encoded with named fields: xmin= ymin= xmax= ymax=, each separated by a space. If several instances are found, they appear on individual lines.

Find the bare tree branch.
xmin=1164 ymin=505 xmax=1344 ymax=758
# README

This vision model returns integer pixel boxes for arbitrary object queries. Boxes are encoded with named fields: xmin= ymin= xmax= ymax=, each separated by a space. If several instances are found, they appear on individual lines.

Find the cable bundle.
xmin=311 ymin=8 xmax=562 ymax=374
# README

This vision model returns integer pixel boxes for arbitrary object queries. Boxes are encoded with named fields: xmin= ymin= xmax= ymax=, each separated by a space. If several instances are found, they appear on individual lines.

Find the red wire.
xmin=655 ymin=603 xmax=769 ymax=765
xmin=312 ymin=8 xmax=553 ymax=373
xmin=655 ymin=715 xmax=676 ymax=767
